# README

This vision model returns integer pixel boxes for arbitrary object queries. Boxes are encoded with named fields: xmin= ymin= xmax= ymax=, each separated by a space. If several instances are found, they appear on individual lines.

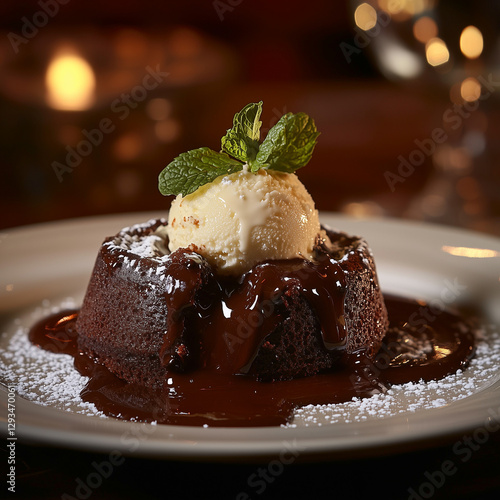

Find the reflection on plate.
xmin=1 ymin=212 xmax=500 ymax=460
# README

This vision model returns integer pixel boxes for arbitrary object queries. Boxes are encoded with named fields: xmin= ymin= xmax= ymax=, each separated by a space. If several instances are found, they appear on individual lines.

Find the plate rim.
xmin=1 ymin=211 xmax=499 ymax=460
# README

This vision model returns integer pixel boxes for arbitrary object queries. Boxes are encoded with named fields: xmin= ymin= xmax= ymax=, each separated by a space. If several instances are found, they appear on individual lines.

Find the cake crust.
xmin=76 ymin=219 xmax=389 ymax=388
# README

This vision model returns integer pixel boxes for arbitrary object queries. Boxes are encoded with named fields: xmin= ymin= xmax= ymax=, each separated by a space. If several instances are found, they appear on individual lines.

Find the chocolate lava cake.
xmin=76 ymin=218 xmax=389 ymax=389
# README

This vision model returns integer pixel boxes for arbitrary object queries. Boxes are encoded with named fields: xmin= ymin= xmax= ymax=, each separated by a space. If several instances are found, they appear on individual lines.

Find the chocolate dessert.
xmin=75 ymin=219 xmax=388 ymax=388
xmin=28 ymin=102 xmax=475 ymax=427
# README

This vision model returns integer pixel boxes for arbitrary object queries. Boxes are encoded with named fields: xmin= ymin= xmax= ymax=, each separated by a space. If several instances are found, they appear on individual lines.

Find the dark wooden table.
xmin=6 ymin=431 xmax=500 ymax=500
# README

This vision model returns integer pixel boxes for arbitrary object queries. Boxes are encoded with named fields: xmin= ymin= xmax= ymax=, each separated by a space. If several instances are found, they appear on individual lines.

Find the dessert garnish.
xmin=160 ymin=102 xmax=324 ymax=275
xmin=26 ymin=102 xmax=477 ymax=427
xmin=158 ymin=101 xmax=320 ymax=196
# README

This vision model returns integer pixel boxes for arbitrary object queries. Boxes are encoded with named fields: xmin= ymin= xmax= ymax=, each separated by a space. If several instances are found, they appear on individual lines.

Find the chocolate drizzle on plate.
xmin=29 ymin=295 xmax=475 ymax=428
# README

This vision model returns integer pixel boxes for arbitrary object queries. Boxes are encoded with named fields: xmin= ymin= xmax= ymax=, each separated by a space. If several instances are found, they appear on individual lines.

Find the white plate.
xmin=1 ymin=212 xmax=500 ymax=460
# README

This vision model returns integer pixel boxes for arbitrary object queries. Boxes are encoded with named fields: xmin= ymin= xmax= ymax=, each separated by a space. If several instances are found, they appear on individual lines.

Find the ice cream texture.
xmin=166 ymin=168 xmax=325 ymax=275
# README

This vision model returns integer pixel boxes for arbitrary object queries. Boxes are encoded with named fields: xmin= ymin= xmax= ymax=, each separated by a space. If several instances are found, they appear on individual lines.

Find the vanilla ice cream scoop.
xmin=166 ymin=168 xmax=325 ymax=275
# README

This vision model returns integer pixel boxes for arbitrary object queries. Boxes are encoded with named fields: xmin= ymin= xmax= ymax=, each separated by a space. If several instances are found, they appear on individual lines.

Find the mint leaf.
xmin=221 ymin=101 xmax=262 ymax=163
xmin=158 ymin=147 xmax=242 ymax=196
xmin=158 ymin=102 xmax=320 ymax=197
xmin=255 ymin=112 xmax=319 ymax=173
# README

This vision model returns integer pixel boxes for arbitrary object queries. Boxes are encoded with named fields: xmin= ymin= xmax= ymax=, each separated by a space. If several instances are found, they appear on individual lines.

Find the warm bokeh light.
xmin=441 ymin=246 xmax=500 ymax=258
xmin=146 ymin=98 xmax=172 ymax=121
xmin=378 ymin=0 xmax=433 ymax=19
xmin=413 ymin=16 xmax=438 ymax=43
xmin=377 ymin=0 xmax=409 ymax=19
xmin=420 ymin=194 xmax=445 ymax=217
xmin=112 ymin=133 xmax=143 ymax=161
xmin=425 ymin=37 xmax=449 ymax=66
xmin=402 ymin=0 xmax=431 ymax=16
xmin=45 ymin=51 xmax=96 ymax=111
xmin=155 ymin=119 xmax=180 ymax=143
xmin=460 ymin=25 xmax=483 ymax=59
xmin=460 ymin=77 xmax=481 ymax=102
xmin=432 ymin=145 xmax=471 ymax=172
xmin=376 ymin=36 xmax=423 ymax=78
xmin=354 ymin=3 xmax=377 ymax=31
xmin=463 ymin=129 xmax=487 ymax=156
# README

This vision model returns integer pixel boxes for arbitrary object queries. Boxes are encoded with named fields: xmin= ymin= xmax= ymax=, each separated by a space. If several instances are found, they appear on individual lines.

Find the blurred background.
xmin=0 ymin=0 xmax=499 ymax=235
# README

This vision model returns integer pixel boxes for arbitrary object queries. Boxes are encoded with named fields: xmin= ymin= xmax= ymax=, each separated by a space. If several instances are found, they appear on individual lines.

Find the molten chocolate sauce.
xmin=29 ymin=295 xmax=475 ymax=427
xmin=199 ymin=255 xmax=348 ymax=377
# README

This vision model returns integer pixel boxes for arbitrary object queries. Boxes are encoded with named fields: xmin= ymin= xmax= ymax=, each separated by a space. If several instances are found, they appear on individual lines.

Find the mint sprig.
xmin=158 ymin=102 xmax=319 ymax=197
xmin=221 ymin=101 xmax=262 ymax=165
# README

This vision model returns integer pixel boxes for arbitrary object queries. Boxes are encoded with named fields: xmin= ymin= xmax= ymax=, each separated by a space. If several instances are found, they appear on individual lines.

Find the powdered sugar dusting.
xmin=290 ymin=324 xmax=500 ymax=427
xmin=104 ymin=218 xmax=170 ymax=262
xmin=1 ymin=300 xmax=500 ymax=426
xmin=0 ymin=298 xmax=102 ymax=417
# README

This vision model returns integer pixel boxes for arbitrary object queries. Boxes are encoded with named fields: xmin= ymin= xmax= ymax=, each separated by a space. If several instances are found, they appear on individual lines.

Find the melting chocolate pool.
xmin=29 ymin=296 xmax=475 ymax=427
